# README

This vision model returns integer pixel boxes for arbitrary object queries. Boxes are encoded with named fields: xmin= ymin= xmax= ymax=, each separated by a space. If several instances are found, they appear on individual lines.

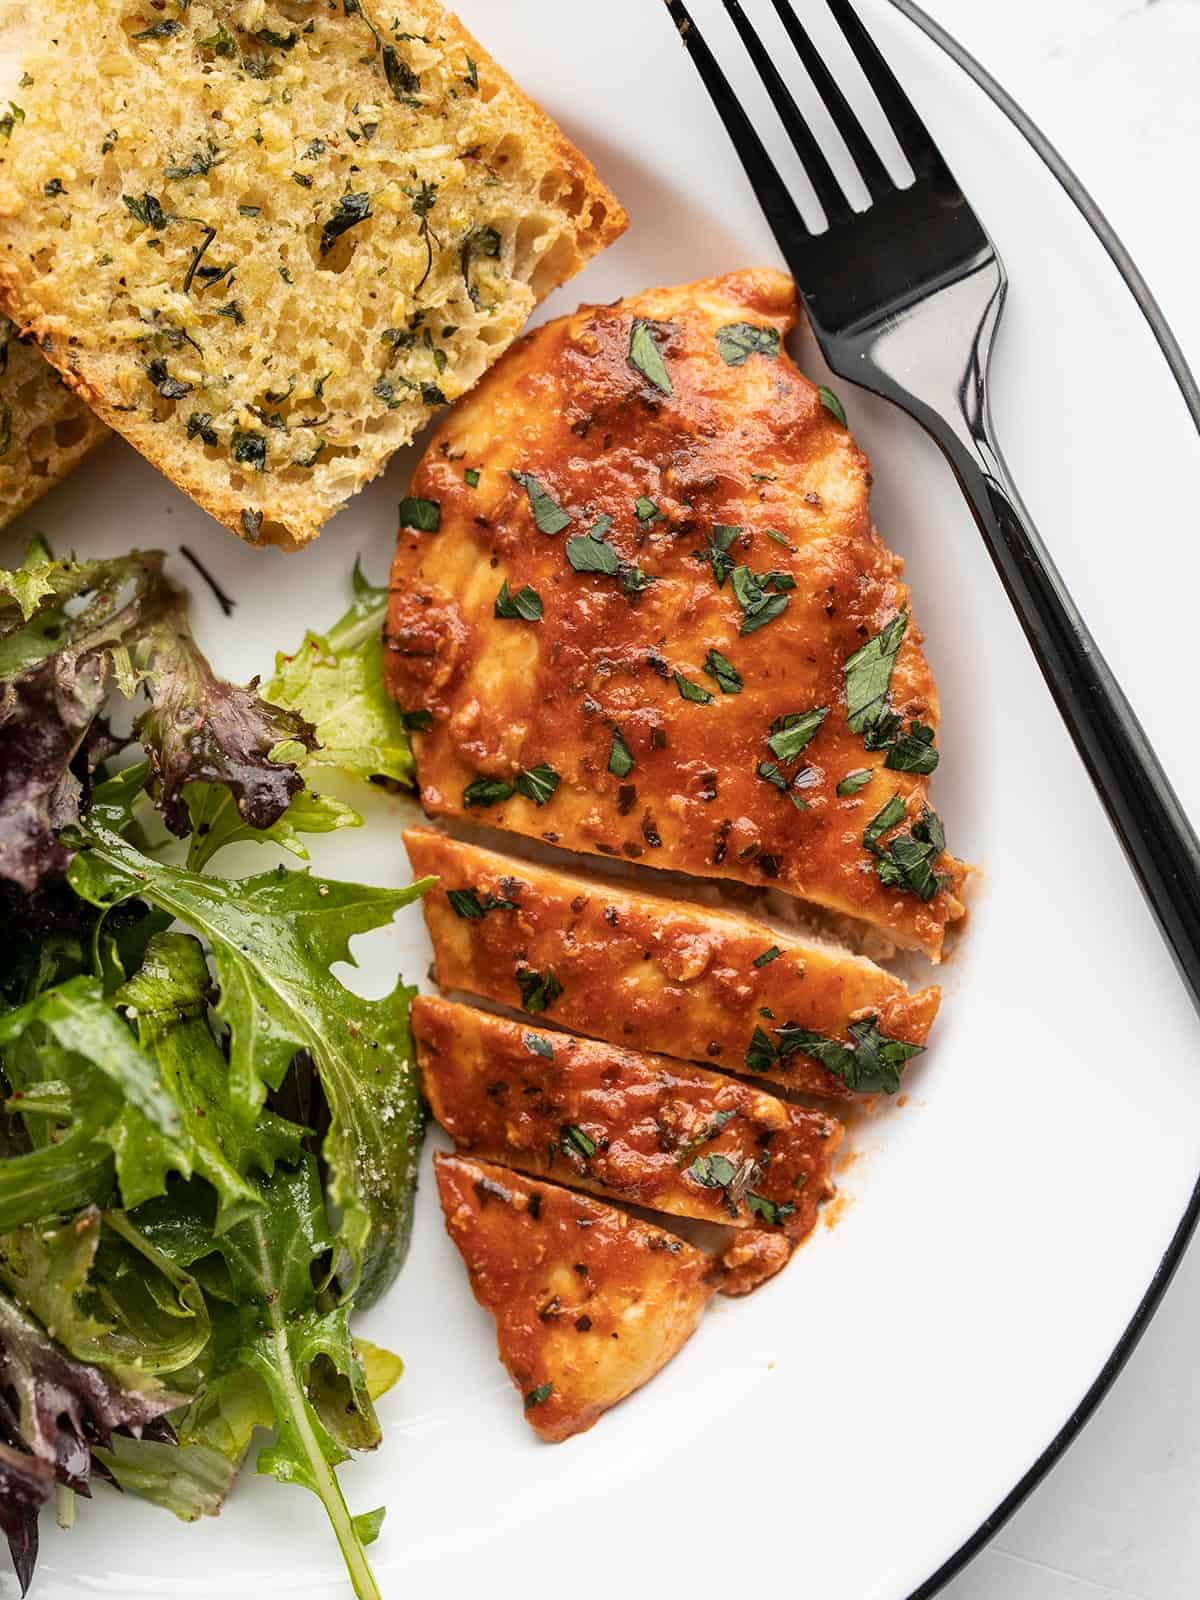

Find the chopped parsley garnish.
xmin=845 ymin=613 xmax=907 ymax=738
xmin=837 ymin=769 xmax=873 ymax=797
xmin=398 ymin=496 xmax=440 ymax=532
xmin=146 ymin=358 xmax=192 ymax=400
xmin=628 ymin=318 xmax=673 ymax=395
xmin=731 ymin=564 xmax=790 ymax=635
xmin=863 ymin=793 xmax=907 ymax=853
xmin=674 ymin=671 xmax=714 ymax=706
xmin=524 ymin=1382 xmax=553 ymax=1409
xmin=764 ymin=528 xmax=793 ymax=549
xmin=525 ymin=1034 xmax=555 ymax=1060
xmin=446 ymin=887 xmax=519 ymax=920
xmin=715 ymin=322 xmax=782 ymax=366
xmin=753 ymin=946 xmax=781 ymax=969
xmin=186 ymin=412 xmax=218 ymax=447
xmin=766 ymin=707 xmax=828 ymax=763
xmin=863 ymin=799 xmax=948 ymax=902
xmin=464 ymin=467 xmax=481 ymax=488
xmin=513 ymin=472 xmax=571 ymax=535
xmin=698 ymin=523 xmax=739 ymax=587
xmin=745 ymin=1192 xmax=795 ymax=1225
xmin=703 ymin=649 xmax=742 ymax=695
xmin=320 ymin=190 xmax=372 ymax=255
xmin=463 ymin=776 xmax=516 ymax=808
xmin=884 ymin=720 xmax=940 ymax=775
xmin=133 ymin=19 xmax=182 ymax=39
xmin=768 ymin=1016 xmax=925 ymax=1094
xmin=382 ymin=42 xmax=421 ymax=101
xmin=465 ymin=55 xmax=479 ymax=90
xmin=517 ymin=965 xmax=563 ymax=1014
xmin=461 ymin=224 xmax=501 ymax=305
xmin=687 ymin=1153 xmax=739 ymax=1190
xmin=745 ymin=1026 xmax=779 ymax=1073
xmin=122 ymin=191 xmax=167 ymax=229
xmin=515 ymin=764 xmax=561 ymax=807
xmin=232 ymin=431 xmax=267 ymax=473
xmin=757 ymin=761 xmax=810 ymax=810
xmin=400 ymin=709 xmax=433 ymax=733
xmin=635 ymin=496 xmax=660 ymax=522
xmin=608 ymin=728 xmax=635 ymax=779
xmin=494 ymin=581 xmax=543 ymax=621
xmin=561 ymin=1124 xmax=597 ymax=1160
xmin=818 ymin=385 xmax=848 ymax=425
xmin=566 ymin=529 xmax=620 ymax=575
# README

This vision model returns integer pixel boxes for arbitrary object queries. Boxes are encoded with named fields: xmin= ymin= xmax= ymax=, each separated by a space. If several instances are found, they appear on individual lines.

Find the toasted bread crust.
xmin=0 ymin=2 xmax=625 ymax=549
xmin=0 ymin=321 xmax=108 ymax=529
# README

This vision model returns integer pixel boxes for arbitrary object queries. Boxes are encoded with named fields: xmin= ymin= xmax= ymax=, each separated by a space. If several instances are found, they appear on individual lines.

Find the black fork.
xmin=666 ymin=0 xmax=1200 ymax=1003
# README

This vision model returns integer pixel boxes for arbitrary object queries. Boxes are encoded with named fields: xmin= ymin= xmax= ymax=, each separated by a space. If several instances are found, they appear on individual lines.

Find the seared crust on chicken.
xmin=405 ymin=828 xmax=939 ymax=1100
xmin=386 ymin=269 xmax=965 ymax=957
xmin=415 ymin=996 xmax=842 ymax=1243
xmin=435 ymin=1152 xmax=716 ymax=1441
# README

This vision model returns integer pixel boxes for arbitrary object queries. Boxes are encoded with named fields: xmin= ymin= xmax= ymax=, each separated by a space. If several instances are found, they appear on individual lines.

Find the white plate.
xmin=9 ymin=3 xmax=1200 ymax=1597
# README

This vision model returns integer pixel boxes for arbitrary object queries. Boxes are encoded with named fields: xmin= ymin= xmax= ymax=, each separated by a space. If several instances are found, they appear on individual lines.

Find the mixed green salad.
xmin=0 ymin=539 xmax=423 ymax=1599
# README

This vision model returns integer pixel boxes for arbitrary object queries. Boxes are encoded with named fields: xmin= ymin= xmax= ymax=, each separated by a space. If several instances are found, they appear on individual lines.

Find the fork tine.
xmin=822 ymin=0 xmax=945 ymax=178
xmin=664 ymin=0 xmax=814 ymax=249
xmin=768 ymin=0 xmax=893 ymax=202
xmin=721 ymin=0 xmax=854 ymax=226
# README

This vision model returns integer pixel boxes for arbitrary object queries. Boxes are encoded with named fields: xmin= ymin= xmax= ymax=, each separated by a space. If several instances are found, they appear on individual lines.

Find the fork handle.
xmin=948 ymin=426 xmax=1200 ymax=1001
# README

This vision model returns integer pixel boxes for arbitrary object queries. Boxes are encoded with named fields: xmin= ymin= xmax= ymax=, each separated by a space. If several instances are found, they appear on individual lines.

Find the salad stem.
xmin=269 ymin=1322 xmax=382 ymax=1600
xmin=55 ymin=1484 xmax=76 ymax=1531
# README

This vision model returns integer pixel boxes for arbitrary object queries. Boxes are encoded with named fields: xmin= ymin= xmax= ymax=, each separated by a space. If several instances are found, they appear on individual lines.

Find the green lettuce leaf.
xmin=267 ymin=562 xmax=413 ymax=788
xmin=69 ymin=775 xmax=432 ymax=1304
xmin=184 ymin=782 xmax=360 ymax=873
xmin=139 ymin=1160 xmax=390 ymax=1600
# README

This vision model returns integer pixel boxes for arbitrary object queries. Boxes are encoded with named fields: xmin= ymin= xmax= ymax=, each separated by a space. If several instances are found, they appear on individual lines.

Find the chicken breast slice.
xmin=405 ymin=827 xmax=939 ymax=1102
xmin=415 ymin=995 xmax=842 ymax=1247
xmin=386 ymin=268 xmax=966 ymax=958
xmin=435 ymin=1152 xmax=717 ymax=1441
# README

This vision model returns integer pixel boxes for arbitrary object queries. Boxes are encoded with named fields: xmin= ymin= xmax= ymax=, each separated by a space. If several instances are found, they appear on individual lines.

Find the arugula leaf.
xmin=715 ymin=323 xmax=781 ymax=365
xmin=494 ymin=581 xmax=542 ymax=621
xmin=703 ymin=649 xmax=742 ymax=694
xmin=68 ymin=787 xmax=433 ymax=1306
xmin=512 ymin=473 xmax=572 ymax=535
xmin=116 ymin=934 xmax=305 ymax=1229
xmin=628 ymin=319 xmax=673 ymax=395
xmin=845 ymin=613 xmax=907 ymax=738
xmin=266 ymin=562 xmax=414 ymax=790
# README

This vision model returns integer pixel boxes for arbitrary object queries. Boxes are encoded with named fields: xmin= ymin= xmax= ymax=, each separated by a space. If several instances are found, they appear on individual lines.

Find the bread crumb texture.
xmin=0 ymin=317 xmax=109 ymax=529
xmin=0 ymin=1 xmax=626 ymax=548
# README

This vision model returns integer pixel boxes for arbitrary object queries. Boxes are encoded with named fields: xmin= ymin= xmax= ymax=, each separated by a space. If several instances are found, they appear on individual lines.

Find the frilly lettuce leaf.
xmin=0 ymin=1285 xmax=183 ymax=1593
xmin=184 ymin=782 xmax=359 ymax=873
xmin=266 ymin=562 xmax=412 ymax=788
xmin=0 ymin=547 xmax=316 ymax=891
xmin=139 ymin=1159 xmax=390 ymax=1600
xmin=69 ymin=772 xmax=432 ymax=1306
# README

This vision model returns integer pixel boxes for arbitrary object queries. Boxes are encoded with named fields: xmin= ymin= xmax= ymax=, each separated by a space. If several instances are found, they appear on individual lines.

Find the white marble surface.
xmin=920 ymin=9 xmax=1200 ymax=1599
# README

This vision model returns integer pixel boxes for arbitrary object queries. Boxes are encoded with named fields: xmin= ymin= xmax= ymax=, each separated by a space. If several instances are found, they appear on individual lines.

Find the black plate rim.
xmin=890 ymin=3 xmax=1200 ymax=1596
